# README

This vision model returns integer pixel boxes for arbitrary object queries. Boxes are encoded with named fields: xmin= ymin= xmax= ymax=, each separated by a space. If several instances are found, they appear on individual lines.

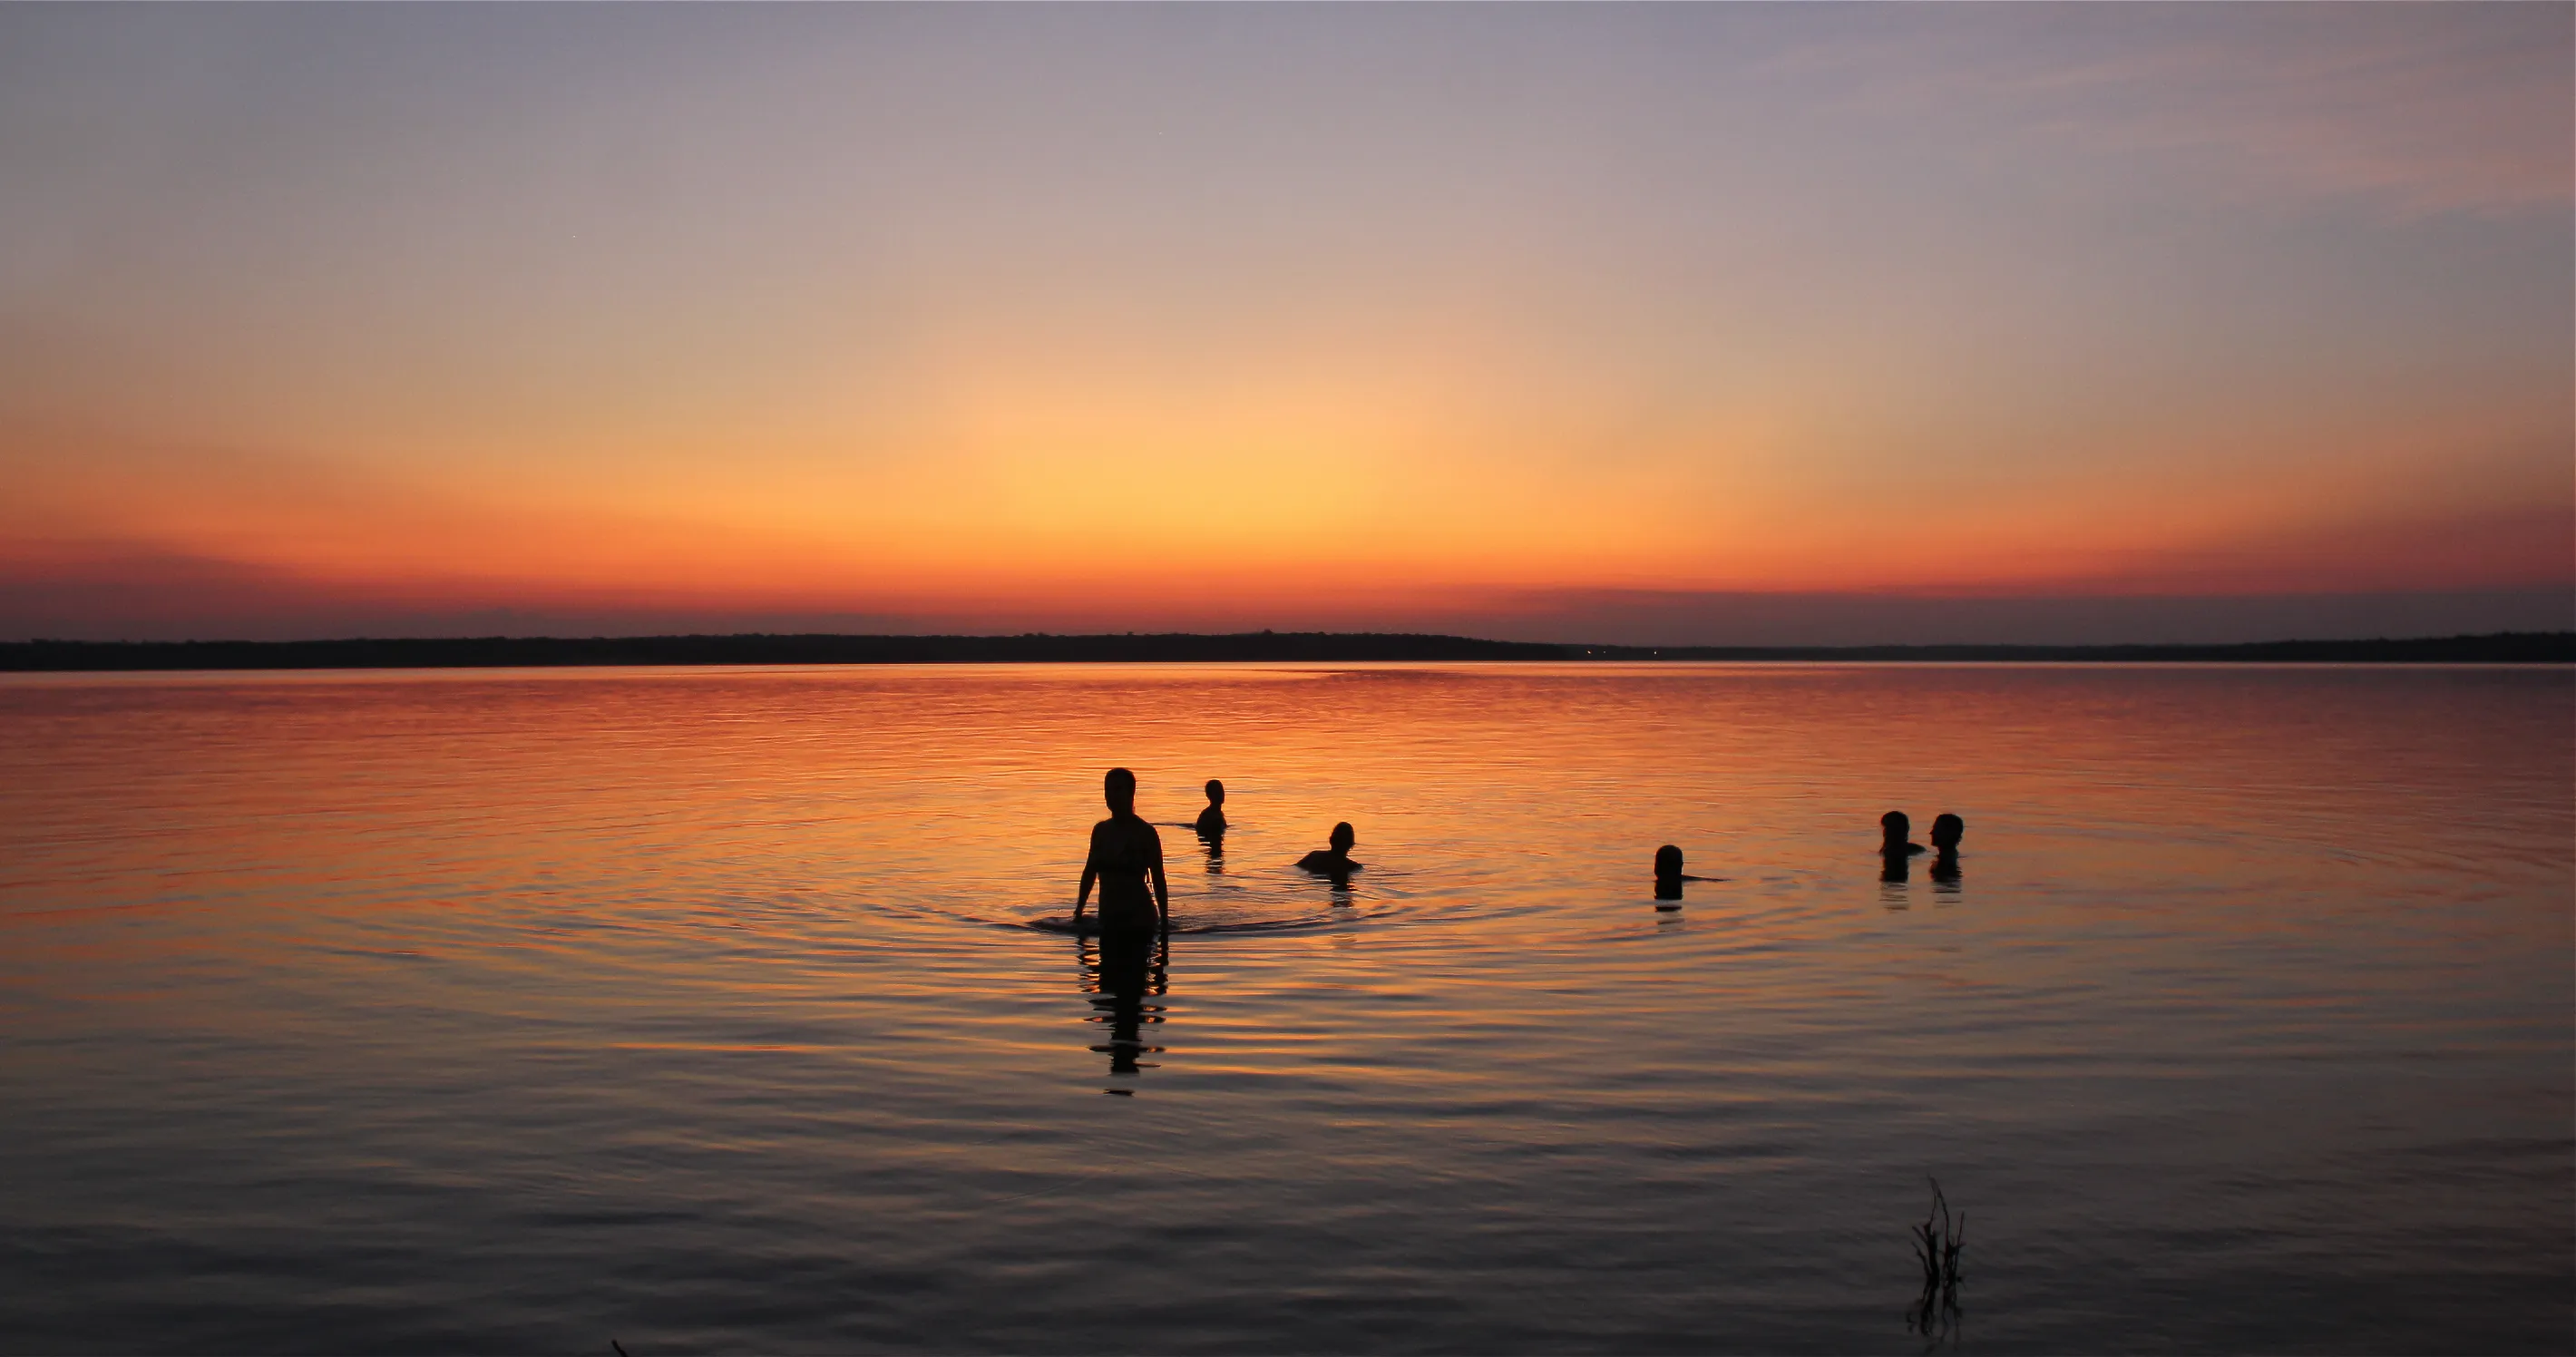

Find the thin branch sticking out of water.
xmin=1908 ymin=1177 xmax=1966 ymax=1342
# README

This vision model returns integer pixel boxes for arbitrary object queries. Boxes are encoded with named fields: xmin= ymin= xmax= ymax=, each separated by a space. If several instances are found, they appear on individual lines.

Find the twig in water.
xmin=1907 ymin=1176 xmax=1966 ymax=1342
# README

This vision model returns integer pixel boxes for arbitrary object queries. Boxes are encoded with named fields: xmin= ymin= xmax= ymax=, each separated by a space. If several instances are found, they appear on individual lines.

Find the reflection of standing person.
xmin=1077 ymin=767 xmax=1168 ymax=933
xmin=1083 ymin=930 xmax=1167 ymax=1082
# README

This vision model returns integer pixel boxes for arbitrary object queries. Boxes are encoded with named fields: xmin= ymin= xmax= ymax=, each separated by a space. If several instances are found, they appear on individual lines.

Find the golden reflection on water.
xmin=0 ymin=663 xmax=2569 ymax=1352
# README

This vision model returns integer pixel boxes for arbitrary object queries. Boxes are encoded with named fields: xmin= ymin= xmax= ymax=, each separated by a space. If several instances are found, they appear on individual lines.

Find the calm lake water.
xmin=2 ymin=663 xmax=2568 ymax=1353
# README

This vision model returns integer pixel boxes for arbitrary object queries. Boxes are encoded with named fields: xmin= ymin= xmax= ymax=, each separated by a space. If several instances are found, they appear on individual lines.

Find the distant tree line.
xmin=2 ymin=630 xmax=2569 ymax=671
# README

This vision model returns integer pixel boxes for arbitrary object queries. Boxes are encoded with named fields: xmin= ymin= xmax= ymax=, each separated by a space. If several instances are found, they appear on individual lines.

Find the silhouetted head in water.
xmin=1195 ymin=778 xmax=1227 ymax=836
xmin=1297 ymin=822 xmax=1361 ymax=874
xmin=1881 ymin=809 xmax=1923 ymax=855
xmin=1654 ymin=844 xmax=1721 ymax=901
xmin=1928 ymin=813 xmax=1963 ymax=888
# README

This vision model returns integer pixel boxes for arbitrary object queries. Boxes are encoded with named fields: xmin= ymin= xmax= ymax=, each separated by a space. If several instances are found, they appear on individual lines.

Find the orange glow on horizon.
xmin=0 ymin=5 xmax=2566 ymax=640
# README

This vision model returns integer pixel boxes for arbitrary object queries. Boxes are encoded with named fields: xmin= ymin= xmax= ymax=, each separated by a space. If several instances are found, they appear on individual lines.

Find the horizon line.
xmin=5 ymin=629 xmax=2571 ymax=673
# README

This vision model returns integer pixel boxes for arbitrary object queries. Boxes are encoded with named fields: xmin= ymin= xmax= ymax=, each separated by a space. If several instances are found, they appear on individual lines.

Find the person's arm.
xmin=1076 ymin=834 xmax=1098 ymax=923
xmin=1148 ymin=828 xmax=1169 ymax=927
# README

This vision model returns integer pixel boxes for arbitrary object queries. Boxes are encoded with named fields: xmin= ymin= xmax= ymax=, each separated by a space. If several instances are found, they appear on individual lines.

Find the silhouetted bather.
xmin=1880 ymin=810 xmax=1925 ymax=856
xmin=1928 ymin=813 xmax=1963 ymax=887
xmin=1653 ymin=844 xmax=1722 ymax=903
xmin=1078 ymin=767 xmax=1168 ymax=934
xmin=1297 ymin=822 xmax=1361 ymax=874
xmin=1654 ymin=844 xmax=1724 ymax=882
xmin=1195 ymin=779 xmax=1227 ymax=837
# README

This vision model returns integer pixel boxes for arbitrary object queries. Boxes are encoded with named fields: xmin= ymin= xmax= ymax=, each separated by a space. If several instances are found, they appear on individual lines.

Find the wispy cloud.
xmin=1781 ymin=6 xmax=2571 ymax=218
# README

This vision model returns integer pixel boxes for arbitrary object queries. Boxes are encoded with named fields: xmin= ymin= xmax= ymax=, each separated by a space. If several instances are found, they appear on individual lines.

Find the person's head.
xmin=1205 ymin=778 xmax=1225 ymax=805
xmin=1328 ymin=821 xmax=1355 ymax=854
xmin=1103 ymin=766 xmax=1137 ymax=815
xmin=1654 ymin=844 xmax=1683 ymax=878
xmin=1880 ymin=809 xmax=1911 ymax=843
xmin=1930 ymin=813 xmax=1964 ymax=851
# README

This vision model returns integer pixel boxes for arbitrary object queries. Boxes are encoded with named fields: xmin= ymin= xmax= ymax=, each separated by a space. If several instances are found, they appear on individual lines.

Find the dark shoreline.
xmin=3 ymin=630 xmax=2569 ymax=672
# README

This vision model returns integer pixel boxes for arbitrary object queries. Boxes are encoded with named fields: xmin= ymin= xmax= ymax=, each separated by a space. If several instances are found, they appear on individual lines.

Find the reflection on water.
xmin=1081 ymin=932 xmax=1169 ymax=1089
xmin=0 ymin=662 xmax=2568 ymax=1352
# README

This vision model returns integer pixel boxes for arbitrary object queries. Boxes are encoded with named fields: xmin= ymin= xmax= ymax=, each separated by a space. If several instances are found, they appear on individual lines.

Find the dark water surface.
xmin=2 ymin=663 xmax=2568 ymax=1353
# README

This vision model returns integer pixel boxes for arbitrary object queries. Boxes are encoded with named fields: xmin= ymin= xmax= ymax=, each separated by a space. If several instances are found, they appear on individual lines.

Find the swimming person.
xmin=1297 ymin=822 xmax=1361 ymax=874
xmin=1879 ymin=810 xmax=1922 ymax=884
xmin=1929 ymin=813 xmax=1965 ymax=888
xmin=1076 ymin=767 xmax=1169 ymax=934
xmin=1195 ymin=779 xmax=1228 ymax=837
xmin=1653 ymin=844 xmax=1722 ymax=903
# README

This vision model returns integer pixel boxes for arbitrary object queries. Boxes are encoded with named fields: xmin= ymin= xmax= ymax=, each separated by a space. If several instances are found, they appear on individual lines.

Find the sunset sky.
xmin=2 ymin=5 xmax=2568 ymax=645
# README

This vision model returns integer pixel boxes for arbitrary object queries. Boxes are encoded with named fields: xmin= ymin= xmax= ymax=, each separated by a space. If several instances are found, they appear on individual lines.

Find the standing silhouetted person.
xmin=1297 ymin=822 xmax=1361 ymax=874
xmin=1195 ymin=779 xmax=1228 ymax=837
xmin=1078 ymin=767 xmax=1168 ymax=934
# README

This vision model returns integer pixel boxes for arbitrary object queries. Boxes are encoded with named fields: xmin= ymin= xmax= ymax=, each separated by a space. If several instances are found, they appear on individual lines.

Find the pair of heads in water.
xmin=1882 ymin=810 xmax=1966 ymax=855
xmin=1102 ymin=768 xmax=1358 ymax=867
xmin=1653 ymin=812 xmax=1967 ymax=880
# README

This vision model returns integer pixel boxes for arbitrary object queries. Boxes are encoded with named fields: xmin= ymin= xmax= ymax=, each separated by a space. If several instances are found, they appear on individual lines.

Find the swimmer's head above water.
xmin=1653 ymin=843 xmax=1722 ymax=888
xmin=1930 ymin=813 xmax=1964 ymax=853
xmin=1880 ymin=810 xmax=1923 ymax=854
xmin=1204 ymin=779 xmax=1225 ymax=806
xmin=1297 ymin=822 xmax=1361 ymax=873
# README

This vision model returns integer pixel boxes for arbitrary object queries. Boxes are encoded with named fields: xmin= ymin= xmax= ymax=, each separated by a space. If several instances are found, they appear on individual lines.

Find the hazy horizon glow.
xmin=3 ymin=5 xmax=2568 ymax=643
